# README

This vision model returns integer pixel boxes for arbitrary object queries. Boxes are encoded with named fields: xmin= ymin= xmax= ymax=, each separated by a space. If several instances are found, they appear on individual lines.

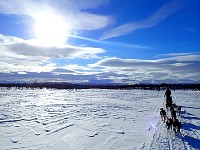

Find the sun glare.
xmin=34 ymin=12 xmax=70 ymax=46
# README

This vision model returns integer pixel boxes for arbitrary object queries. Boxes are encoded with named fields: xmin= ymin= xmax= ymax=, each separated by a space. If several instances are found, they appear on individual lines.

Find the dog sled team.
xmin=160 ymin=88 xmax=182 ymax=133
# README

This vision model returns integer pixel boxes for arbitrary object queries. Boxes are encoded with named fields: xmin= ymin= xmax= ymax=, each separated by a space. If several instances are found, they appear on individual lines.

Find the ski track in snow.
xmin=0 ymin=88 xmax=199 ymax=150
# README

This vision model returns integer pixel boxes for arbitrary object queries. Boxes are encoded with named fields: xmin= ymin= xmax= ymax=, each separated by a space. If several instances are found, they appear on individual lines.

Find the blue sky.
xmin=0 ymin=0 xmax=200 ymax=84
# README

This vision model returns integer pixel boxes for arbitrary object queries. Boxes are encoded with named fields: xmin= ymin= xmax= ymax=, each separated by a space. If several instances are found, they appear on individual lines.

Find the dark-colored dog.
xmin=166 ymin=117 xmax=173 ymax=130
xmin=173 ymin=118 xmax=181 ymax=133
xmin=170 ymin=107 xmax=176 ymax=120
xmin=160 ymin=108 xmax=166 ymax=122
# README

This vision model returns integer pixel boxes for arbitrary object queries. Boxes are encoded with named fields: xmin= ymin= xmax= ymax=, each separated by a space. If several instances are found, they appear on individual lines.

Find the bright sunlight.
xmin=34 ymin=12 xmax=70 ymax=46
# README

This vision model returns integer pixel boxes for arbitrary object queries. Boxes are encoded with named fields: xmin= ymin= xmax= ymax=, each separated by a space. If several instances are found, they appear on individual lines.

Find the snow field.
xmin=0 ymin=88 xmax=199 ymax=150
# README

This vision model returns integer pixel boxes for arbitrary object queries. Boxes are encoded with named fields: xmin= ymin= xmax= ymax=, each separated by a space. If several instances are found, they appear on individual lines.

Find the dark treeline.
xmin=0 ymin=82 xmax=200 ymax=90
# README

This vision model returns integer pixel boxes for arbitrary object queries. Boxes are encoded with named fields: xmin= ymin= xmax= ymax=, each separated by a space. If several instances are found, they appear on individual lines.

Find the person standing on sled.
xmin=164 ymin=88 xmax=171 ymax=97
xmin=164 ymin=88 xmax=172 ymax=108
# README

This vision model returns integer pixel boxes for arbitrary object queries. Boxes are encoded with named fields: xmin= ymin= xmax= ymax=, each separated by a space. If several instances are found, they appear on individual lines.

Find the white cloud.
xmin=1 ymin=34 xmax=199 ymax=83
xmin=71 ymin=12 xmax=112 ymax=30
xmin=0 ymin=34 xmax=105 ymax=65
xmin=156 ymin=52 xmax=200 ymax=58
xmin=0 ymin=61 xmax=56 ymax=74
xmin=0 ymin=0 xmax=112 ymax=31
xmin=4 ymin=42 xmax=105 ymax=58
xmin=100 ymin=0 xmax=185 ymax=40
xmin=52 ymin=64 xmax=101 ymax=76
xmin=89 ymin=54 xmax=200 ymax=83
xmin=1 ymin=53 xmax=200 ymax=83
xmin=0 ymin=34 xmax=106 ymax=77
xmin=0 ymin=33 xmax=106 ymax=80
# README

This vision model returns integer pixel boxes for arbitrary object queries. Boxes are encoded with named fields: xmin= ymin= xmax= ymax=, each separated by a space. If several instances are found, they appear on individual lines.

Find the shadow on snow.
xmin=183 ymin=135 xmax=200 ymax=149
xmin=182 ymin=116 xmax=200 ymax=121
xmin=182 ymin=122 xmax=200 ymax=131
xmin=181 ymin=106 xmax=200 ymax=110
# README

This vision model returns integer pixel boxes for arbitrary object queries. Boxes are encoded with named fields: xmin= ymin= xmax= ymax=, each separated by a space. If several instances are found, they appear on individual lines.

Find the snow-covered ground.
xmin=0 ymin=88 xmax=199 ymax=150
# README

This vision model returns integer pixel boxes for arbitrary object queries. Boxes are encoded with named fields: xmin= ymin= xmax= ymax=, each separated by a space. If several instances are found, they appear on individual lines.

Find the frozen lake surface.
xmin=0 ymin=88 xmax=199 ymax=149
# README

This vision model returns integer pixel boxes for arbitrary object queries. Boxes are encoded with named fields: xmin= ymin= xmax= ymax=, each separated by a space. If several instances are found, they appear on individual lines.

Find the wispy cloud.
xmin=69 ymin=34 xmax=151 ymax=49
xmin=0 ymin=0 xmax=112 ymax=31
xmin=156 ymin=52 xmax=200 ymax=58
xmin=100 ymin=0 xmax=186 ymax=40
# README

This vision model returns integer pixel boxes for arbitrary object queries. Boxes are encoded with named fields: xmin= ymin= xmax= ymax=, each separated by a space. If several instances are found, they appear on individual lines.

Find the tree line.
xmin=0 ymin=82 xmax=199 ymax=90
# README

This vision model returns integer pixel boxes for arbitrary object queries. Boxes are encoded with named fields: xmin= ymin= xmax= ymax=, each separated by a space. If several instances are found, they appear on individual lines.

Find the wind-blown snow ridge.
xmin=46 ymin=123 xmax=74 ymax=135
xmin=0 ymin=118 xmax=23 ymax=124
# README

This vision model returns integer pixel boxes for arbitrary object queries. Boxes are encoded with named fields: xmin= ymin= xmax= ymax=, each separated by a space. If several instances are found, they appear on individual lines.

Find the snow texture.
xmin=0 ymin=88 xmax=199 ymax=150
